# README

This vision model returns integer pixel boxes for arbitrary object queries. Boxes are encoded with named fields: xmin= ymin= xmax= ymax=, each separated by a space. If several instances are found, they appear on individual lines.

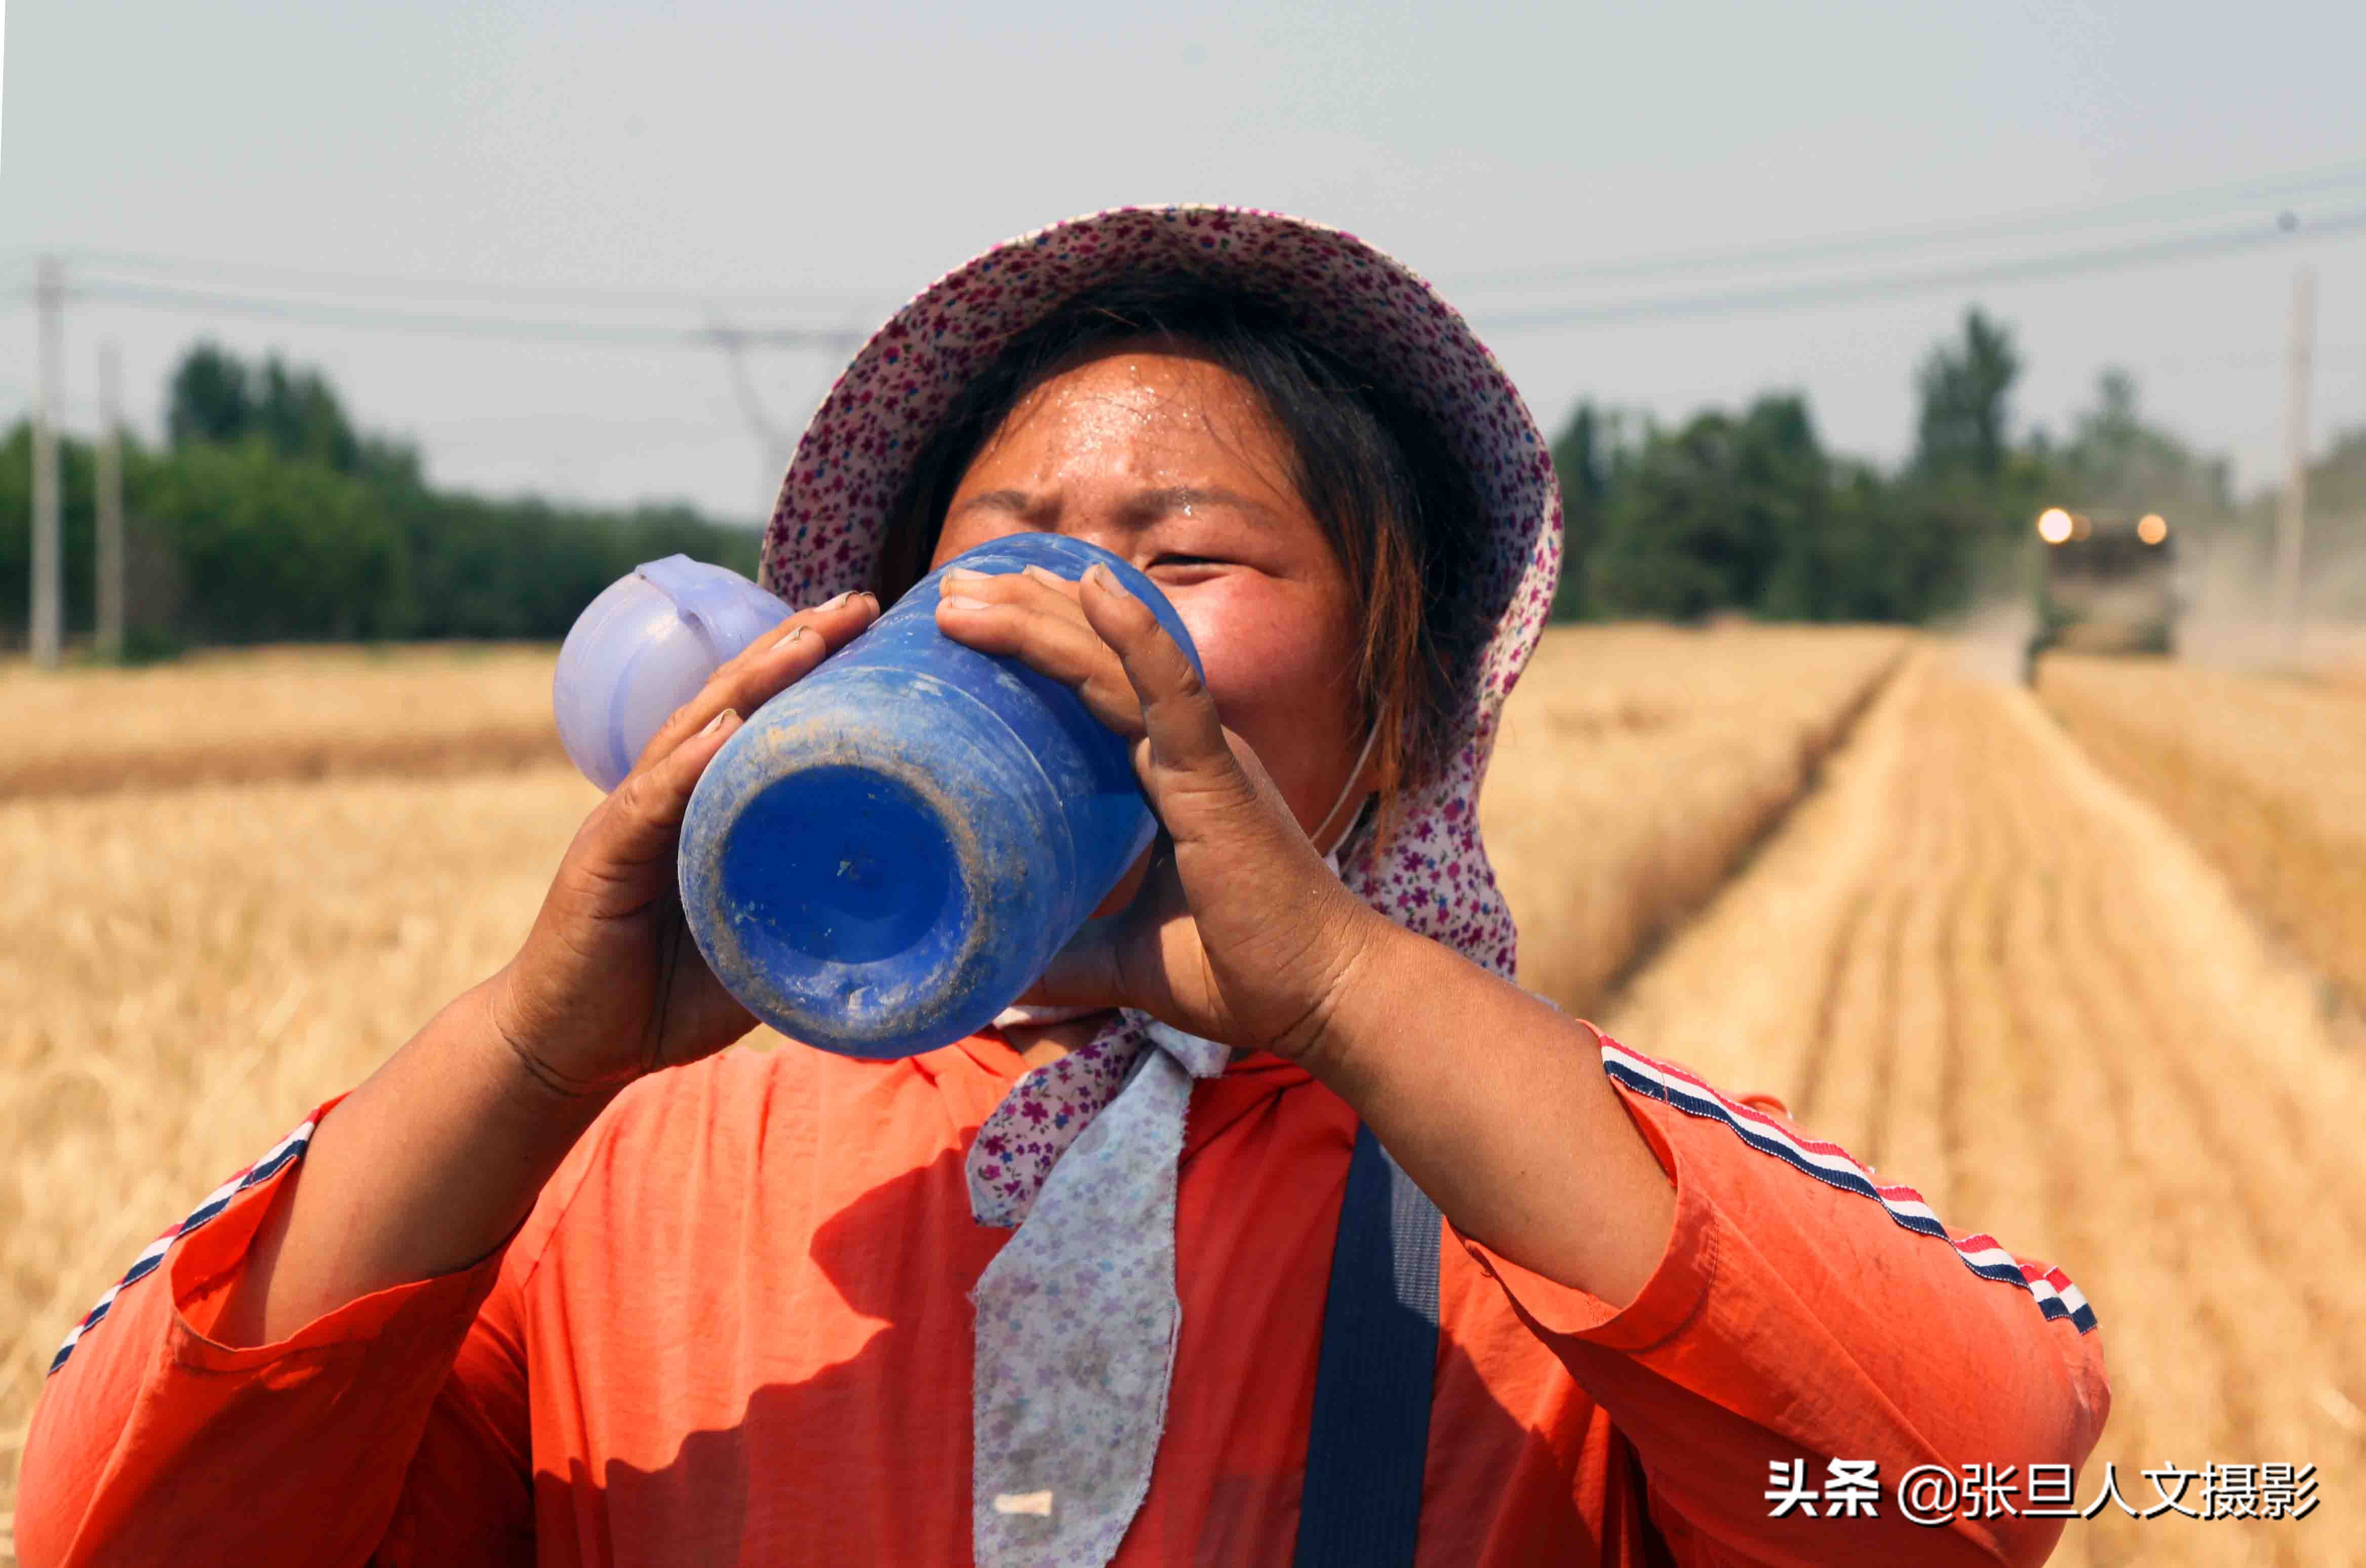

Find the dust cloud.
xmin=1941 ymin=527 xmax=2366 ymax=684
xmin=2171 ymin=525 xmax=2366 ymax=675
xmin=1938 ymin=597 xmax=2037 ymax=684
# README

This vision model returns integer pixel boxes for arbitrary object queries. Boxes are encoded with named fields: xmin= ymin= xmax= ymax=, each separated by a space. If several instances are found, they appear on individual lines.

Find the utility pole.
xmin=97 ymin=342 xmax=127 ymax=662
xmin=2275 ymin=265 xmax=2314 ymax=653
xmin=30 ymin=256 xmax=64 ymax=668
xmin=707 ymin=320 xmax=865 ymax=519
xmin=708 ymin=322 xmax=799 ymax=514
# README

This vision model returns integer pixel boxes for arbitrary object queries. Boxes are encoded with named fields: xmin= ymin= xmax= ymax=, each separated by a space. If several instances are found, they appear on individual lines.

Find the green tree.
xmin=1761 ymin=459 xmax=1923 ymax=622
xmin=1913 ymin=308 xmax=2020 ymax=480
xmin=255 ymin=359 xmax=364 ymax=473
xmin=167 ymin=342 xmax=364 ymax=474
xmin=1588 ymin=394 xmax=1828 ymax=620
xmin=1546 ymin=401 xmax=1631 ymax=620
xmin=134 ymin=439 xmax=408 ymax=643
xmin=6 ymin=375 xmax=757 ymax=655
xmin=2052 ymin=368 xmax=2232 ymax=527
xmin=378 ymin=488 xmax=754 ymax=641
xmin=165 ymin=344 xmax=254 ymax=448
xmin=1532 ymin=306 xmax=2265 ymax=628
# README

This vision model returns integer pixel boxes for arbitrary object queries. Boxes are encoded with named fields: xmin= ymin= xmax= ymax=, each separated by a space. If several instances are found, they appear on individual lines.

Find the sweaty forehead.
xmin=961 ymin=344 xmax=1300 ymax=498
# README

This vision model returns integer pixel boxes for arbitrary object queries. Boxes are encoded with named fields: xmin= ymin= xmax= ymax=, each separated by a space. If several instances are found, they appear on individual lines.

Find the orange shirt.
xmin=20 ymin=1027 xmax=2107 ymax=1566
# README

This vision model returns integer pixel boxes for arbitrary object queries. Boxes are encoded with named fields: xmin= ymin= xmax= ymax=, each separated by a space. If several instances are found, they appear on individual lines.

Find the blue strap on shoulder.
xmin=1293 ymin=1123 xmax=1442 ymax=1567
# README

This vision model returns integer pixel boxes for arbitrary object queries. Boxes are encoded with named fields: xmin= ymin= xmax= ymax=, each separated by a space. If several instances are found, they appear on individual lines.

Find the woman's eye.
xmin=1151 ymin=555 xmax=1223 ymax=569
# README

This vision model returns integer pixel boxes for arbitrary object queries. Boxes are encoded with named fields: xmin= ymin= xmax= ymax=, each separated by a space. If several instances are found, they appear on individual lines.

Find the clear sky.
xmin=5 ymin=0 xmax=2365 ymax=523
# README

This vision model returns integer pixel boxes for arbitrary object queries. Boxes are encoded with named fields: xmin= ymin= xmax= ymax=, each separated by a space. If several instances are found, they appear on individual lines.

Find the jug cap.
xmin=553 ymin=556 xmax=790 ymax=791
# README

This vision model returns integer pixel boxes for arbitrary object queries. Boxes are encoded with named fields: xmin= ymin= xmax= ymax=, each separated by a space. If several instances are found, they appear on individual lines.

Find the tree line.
xmin=0 ymin=318 xmax=2312 ymax=657
xmin=1547 ymin=309 xmax=2254 ymax=624
xmin=0 ymin=345 xmax=756 ymax=658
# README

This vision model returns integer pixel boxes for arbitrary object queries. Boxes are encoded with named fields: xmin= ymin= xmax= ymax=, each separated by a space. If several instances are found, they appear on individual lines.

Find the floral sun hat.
xmin=759 ymin=204 xmax=1564 ymax=994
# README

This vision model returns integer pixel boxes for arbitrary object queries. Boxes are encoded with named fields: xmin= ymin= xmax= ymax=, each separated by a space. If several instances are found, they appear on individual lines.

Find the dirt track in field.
xmin=1603 ymin=649 xmax=2366 ymax=1567
xmin=2037 ymin=654 xmax=2366 ymax=1017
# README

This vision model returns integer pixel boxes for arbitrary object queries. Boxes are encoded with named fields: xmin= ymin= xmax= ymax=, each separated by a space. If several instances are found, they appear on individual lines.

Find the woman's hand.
xmin=935 ymin=562 xmax=1390 ymax=1060
xmin=489 ymin=589 xmax=883 ymax=1094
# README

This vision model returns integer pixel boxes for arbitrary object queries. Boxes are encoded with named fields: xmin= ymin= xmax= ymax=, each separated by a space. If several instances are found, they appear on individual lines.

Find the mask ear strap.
xmin=1312 ymin=722 xmax=1382 ymax=856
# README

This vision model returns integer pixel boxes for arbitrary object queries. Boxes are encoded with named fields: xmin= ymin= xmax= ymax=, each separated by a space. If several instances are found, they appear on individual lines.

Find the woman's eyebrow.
xmin=949 ymin=486 xmax=1276 ymax=526
xmin=1131 ymin=486 xmax=1274 ymax=525
xmin=949 ymin=489 xmax=1040 ymax=522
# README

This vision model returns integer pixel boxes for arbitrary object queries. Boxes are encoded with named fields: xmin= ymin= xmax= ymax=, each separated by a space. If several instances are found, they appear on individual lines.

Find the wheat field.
xmin=0 ymin=644 xmax=565 ymax=800
xmin=6 ymin=630 xmax=2364 ymax=1566
xmin=1607 ymin=649 xmax=2366 ymax=1567
xmin=2036 ymin=654 xmax=2366 ymax=1014
xmin=1482 ymin=622 xmax=1908 ymax=1015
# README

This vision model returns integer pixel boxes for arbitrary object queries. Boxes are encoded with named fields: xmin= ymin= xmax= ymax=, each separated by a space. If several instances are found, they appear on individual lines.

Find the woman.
xmin=20 ymin=207 xmax=2106 ymax=1566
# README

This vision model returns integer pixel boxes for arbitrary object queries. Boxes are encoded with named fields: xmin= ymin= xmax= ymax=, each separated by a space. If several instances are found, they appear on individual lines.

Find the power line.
xmin=10 ymin=151 xmax=2362 ymax=321
xmin=50 ymin=248 xmax=881 ymax=313
xmin=1442 ymin=155 xmax=2366 ymax=291
xmin=24 ymin=208 xmax=2363 ymax=350
xmin=49 ymin=277 xmax=862 ymax=349
xmin=0 ymin=379 xmax=102 ymax=417
xmin=1473 ymin=208 xmax=2366 ymax=333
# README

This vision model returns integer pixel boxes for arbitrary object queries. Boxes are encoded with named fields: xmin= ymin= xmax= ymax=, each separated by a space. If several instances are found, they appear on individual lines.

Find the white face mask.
xmin=1311 ymin=723 xmax=1380 ymax=869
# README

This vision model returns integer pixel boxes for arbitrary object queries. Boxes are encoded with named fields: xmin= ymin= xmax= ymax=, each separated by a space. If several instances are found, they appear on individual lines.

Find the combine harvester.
xmin=2022 ymin=505 xmax=2178 ymax=682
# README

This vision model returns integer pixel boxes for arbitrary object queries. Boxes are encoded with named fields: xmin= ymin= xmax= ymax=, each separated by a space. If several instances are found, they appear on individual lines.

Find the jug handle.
xmin=635 ymin=554 xmax=781 ymax=665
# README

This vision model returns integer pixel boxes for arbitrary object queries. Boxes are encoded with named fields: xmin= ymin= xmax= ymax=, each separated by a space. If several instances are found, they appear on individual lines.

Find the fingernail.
xmin=1021 ymin=564 xmax=1067 ymax=586
xmin=1085 ymin=562 xmax=1129 ymax=595
xmin=769 ymin=624 xmax=808 ymax=657
xmin=856 ymin=590 xmax=881 ymax=610
xmin=940 ymin=594 xmax=991 ymax=611
xmin=818 ymin=589 xmax=856 ymax=611
xmin=943 ymin=566 xmax=988 ymax=584
xmin=702 ymin=708 xmax=737 ymax=735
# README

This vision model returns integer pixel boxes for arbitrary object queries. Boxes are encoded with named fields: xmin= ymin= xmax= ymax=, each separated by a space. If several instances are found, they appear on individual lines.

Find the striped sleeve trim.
xmin=1597 ymin=1037 xmax=2097 ymax=1335
xmin=48 ymin=1113 xmax=321 ymax=1376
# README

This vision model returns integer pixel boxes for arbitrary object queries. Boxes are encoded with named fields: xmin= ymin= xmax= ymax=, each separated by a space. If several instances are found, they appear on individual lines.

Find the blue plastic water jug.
xmin=677 ymin=534 xmax=1203 ymax=1059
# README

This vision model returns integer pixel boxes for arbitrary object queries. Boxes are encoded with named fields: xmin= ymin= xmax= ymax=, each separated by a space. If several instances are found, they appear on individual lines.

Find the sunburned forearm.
xmin=1300 ymin=921 xmax=1677 ymax=1309
xmin=215 ymin=974 xmax=617 ymax=1347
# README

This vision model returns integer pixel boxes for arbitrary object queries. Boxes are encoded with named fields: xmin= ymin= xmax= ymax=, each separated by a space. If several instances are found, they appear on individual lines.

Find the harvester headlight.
xmin=2037 ymin=507 xmax=2074 ymax=545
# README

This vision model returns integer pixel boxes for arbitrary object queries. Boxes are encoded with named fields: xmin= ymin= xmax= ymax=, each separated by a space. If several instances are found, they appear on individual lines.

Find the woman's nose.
xmin=1054 ymin=522 xmax=1146 ymax=568
xmin=965 ymin=513 xmax=1146 ymax=572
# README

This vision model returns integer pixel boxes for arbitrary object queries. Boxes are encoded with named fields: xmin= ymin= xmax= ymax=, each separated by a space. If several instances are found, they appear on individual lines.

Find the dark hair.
xmin=871 ymin=275 xmax=1488 ymax=856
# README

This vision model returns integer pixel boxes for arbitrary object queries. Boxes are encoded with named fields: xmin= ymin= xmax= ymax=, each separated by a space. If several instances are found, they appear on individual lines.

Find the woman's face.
xmin=929 ymin=340 xmax=1369 ymax=856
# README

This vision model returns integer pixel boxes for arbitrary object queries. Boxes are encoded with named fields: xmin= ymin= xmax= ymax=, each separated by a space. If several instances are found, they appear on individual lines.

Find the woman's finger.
xmin=1019 ymin=910 xmax=1129 ymax=1010
xmin=1023 ymin=836 xmax=1189 ymax=1012
xmin=1074 ymin=563 xmax=1266 ymax=842
xmin=934 ymin=573 xmax=1143 ymax=734
xmin=597 ymin=709 xmax=744 ymax=877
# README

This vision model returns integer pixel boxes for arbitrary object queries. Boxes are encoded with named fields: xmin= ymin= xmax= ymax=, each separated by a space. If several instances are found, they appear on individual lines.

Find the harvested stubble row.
xmin=1483 ymin=622 xmax=1909 ymax=1016
xmin=2036 ymin=653 xmax=2366 ymax=1014
xmin=0 ymin=626 xmax=1906 ymax=1537
xmin=1606 ymin=649 xmax=2366 ymax=1568
xmin=0 ymin=645 xmax=566 ymax=800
